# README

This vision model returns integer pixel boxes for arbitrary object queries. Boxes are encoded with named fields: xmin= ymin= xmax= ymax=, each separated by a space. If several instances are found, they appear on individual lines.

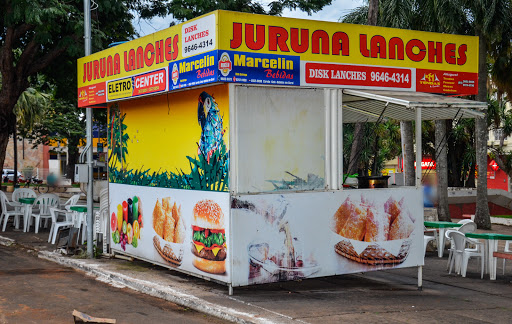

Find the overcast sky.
xmin=132 ymin=0 xmax=364 ymax=36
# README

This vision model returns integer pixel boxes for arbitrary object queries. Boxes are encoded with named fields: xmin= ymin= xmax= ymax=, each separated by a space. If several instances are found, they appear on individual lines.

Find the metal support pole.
xmin=330 ymin=90 xmax=338 ymax=190
xmin=415 ymin=108 xmax=422 ymax=188
xmin=84 ymin=0 xmax=94 ymax=258
xmin=324 ymin=89 xmax=331 ymax=189
xmin=417 ymin=265 xmax=423 ymax=290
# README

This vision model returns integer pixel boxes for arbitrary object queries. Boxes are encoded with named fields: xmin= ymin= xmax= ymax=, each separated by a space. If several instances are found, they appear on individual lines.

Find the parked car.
xmin=2 ymin=169 xmax=24 ymax=182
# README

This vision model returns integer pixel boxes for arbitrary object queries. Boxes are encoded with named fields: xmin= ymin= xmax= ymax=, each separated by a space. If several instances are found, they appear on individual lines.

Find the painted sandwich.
xmin=191 ymin=199 xmax=227 ymax=274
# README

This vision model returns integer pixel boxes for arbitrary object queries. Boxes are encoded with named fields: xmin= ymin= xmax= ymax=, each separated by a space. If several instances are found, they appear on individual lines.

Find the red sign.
xmin=489 ymin=159 xmax=499 ymax=171
xmin=400 ymin=157 xmax=436 ymax=170
xmin=416 ymin=69 xmax=477 ymax=95
xmin=305 ymin=62 xmax=412 ymax=89
xmin=78 ymin=82 xmax=106 ymax=107
xmin=132 ymin=69 xmax=167 ymax=97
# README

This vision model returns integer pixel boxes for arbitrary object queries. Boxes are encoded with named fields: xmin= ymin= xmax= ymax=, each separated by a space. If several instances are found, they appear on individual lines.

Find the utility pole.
xmin=84 ymin=0 xmax=94 ymax=258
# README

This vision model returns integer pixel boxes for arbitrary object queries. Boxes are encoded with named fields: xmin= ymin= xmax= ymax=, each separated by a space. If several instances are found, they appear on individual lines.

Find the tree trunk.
xmin=13 ymin=125 xmax=18 ymax=184
xmin=347 ymin=0 xmax=379 ymax=176
xmin=435 ymin=120 xmax=451 ymax=221
xmin=367 ymin=0 xmax=379 ymax=25
xmin=401 ymin=121 xmax=415 ymax=186
xmin=347 ymin=122 xmax=364 ymax=175
xmin=474 ymin=30 xmax=491 ymax=229
xmin=66 ymin=138 xmax=81 ymax=181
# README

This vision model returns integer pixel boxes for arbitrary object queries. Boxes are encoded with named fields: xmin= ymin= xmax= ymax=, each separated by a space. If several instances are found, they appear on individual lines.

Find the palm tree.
xmin=12 ymin=77 xmax=50 ymax=183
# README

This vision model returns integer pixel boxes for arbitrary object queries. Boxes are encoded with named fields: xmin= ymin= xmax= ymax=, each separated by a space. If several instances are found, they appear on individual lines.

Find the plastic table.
xmin=424 ymin=221 xmax=462 ymax=257
xmin=465 ymin=232 xmax=512 ymax=280
xmin=19 ymin=197 xmax=35 ymax=232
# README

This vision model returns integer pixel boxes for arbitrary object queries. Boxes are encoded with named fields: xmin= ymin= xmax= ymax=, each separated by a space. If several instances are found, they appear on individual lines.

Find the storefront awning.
xmin=342 ymin=89 xmax=487 ymax=123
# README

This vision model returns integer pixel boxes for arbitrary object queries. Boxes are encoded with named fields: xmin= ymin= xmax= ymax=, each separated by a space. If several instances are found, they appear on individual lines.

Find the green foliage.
xmin=109 ymin=141 xmax=229 ymax=192
xmin=108 ymin=105 xmax=129 ymax=169
xmin=159 ymin=0 xmax=332 ymax=22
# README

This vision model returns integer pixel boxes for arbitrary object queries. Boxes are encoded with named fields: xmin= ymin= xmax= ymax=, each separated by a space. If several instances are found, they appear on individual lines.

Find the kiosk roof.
xmin=342 ymin=89 xmax=486 ymax=122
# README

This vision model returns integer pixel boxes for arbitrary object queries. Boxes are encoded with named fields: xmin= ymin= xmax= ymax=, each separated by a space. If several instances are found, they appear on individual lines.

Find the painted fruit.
xmin=122 ymin=220 xmax=127 ymax=235
xmin=133 ymin=220 xmax=140 ymax=239
xmin=138 ymin=215 xmax=143 ymax=228
xmin=111 ymin=212 xmax=117 ymax=232
xmin=117 ymin=205 xmax=123 ymax=232
xmin=112 ymin=230 xmax=120 ymax=244
xmin=127 ymin=223 xmax=133 ymax=244
xmin=131 ymin=237 xmax=138 ymax=248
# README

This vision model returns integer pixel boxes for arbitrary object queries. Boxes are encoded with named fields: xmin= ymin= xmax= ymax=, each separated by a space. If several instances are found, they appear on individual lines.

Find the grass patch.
xmin=110 ymin=142 xmax=229 ymax=192
xmin=491 ymin=215 xmax=512 ymax=219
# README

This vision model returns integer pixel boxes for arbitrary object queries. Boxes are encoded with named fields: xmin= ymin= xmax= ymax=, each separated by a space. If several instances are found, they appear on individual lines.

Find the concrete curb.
xmin=0 ymin=235 xmax=15 ymax=246
xmin=37 ymin=251 xmax=274 ymax=324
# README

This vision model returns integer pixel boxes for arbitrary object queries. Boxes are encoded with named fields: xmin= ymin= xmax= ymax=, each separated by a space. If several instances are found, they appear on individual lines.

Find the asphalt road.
xmin=0 ymin=245 xmax=227 ymax=324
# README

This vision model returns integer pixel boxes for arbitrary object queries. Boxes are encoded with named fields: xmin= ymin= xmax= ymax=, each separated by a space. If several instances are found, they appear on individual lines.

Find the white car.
xmin=2 ymin=169 xmax=24 ymax=182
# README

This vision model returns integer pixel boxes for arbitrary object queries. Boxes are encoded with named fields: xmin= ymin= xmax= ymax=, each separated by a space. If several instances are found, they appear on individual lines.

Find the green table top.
xmin=465 ymin=232 xmax=512 ymax=240
xmin=19 ymin=197 xmax=35 ymax=204
xmin=424 ymin=221 xmax=463 ymax=228
xmin=70 ymin=205 xmax=87 ymax=213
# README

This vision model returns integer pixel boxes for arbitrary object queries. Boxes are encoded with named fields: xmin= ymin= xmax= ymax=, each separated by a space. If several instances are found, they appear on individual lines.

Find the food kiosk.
xmin=77 ymin=10 xmax=485 ymax=292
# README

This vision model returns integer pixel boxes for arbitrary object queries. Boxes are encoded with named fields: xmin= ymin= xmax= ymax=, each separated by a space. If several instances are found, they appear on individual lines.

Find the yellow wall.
xmin=118 ymin=84 xmax=229 ymax=172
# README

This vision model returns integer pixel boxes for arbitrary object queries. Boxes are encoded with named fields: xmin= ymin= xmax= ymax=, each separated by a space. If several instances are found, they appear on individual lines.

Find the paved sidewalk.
xmin=1 ymin=222 xmax=512 ymax=323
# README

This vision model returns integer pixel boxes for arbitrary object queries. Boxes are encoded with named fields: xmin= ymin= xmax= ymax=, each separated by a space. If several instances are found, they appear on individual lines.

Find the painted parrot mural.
xmin=197 ymin=91 xmax=225 ymax=163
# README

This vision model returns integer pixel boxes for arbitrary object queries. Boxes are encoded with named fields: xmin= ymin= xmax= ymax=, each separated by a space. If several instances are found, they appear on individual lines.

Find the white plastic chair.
xmin=12 ymin=188 xmax=37 ymax=202
xmin=446 ymin=221 xmax=477 ymax=269
xmin=94 ymin=188 xmax=109 ymax=254
xmin=28 ymin=193 xmax=60 ymax=233
xmin=503 ymin=240 xmax=512 ymax=275
xmin=48 ymin=207 xmax=74 ymax=244
xmin=447 ymin=231 xmax=484 ymax=278
xmin=61 ymin=194 xmax=82 ymax=210
xmin=0 ymin=191 xmax=23 ymax=231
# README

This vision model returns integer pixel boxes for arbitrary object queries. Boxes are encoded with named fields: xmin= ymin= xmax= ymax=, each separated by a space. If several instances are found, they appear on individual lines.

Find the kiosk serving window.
xmin=235 ymin=86 xmax=325 ymax=193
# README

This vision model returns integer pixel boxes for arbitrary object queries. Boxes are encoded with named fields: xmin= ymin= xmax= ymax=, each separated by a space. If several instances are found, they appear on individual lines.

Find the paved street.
xmin=0 ymin=245 xmax=225 ymax=324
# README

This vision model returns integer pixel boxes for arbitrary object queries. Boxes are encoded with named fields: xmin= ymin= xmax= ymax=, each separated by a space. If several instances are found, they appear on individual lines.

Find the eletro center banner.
xmin=78 ymin=10 xmax=479 ymax=107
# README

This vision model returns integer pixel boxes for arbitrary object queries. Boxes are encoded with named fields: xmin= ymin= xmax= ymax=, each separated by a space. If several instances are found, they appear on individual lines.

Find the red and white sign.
xmin=181 ymin=14 xmax=216 ymax=58
xmin=416 ymin=69 xmax=477 ymax=95
xmin=304 ymin=62 xmax=413 ymax=89
xmin=400 ymin=157 xmax=436 ymax=170
xmin=490 ymin=159 xmax=499 ymax=171
xmin=78 ymin=82 xmax=106 ymax=107
xmin=133 ymin=69 xmax=167 ymax=96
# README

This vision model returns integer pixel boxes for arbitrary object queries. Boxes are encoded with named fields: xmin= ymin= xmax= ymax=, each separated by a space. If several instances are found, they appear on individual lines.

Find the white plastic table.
xmin=424 ymin=221 xmax=462 ymax=257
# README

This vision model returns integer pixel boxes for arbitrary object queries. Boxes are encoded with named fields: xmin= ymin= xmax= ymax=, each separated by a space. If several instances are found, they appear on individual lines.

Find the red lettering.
xmin=268 ymin=26 xmax=289 ymax=52
xmin=172 ymin=34 xmax=179 ymax=61
xmin=389 ymin=37 xmax=404 ymax=60
xmin=445 ymin=43 xmax=456 ymax=64
xmin=165 ymin=37 xmax=173 ymax=61
xmin=230 ymin=22 xmax=242 ymax=49
xmin=290 ymin=28 xmax=309 ymax=53
xmin=155 ymin=40 xmax=164 ymax=64
xmin=144 ymin=43 xmax=155 ymax=67
xmin=99 ymin=58 xmax=106 ymax=78
xmin=406 ymin=39 xmax=426 ymax=62
xmin=359 ymin=34 xmax=370 ymax=57
xmin=93 ymin=60 xmax=100 ymax=80
xmin=113 ymin=53 xmax=120 ymax=75
xmin=107 ymin=56 xmax=113 ymax=76
xmin=136 ymin=46 xmax=144 ymax=69
xmin=370 ymin=35 xmax=386 ymax=59
xmin=245 ymin=24 xmax=265 ymax=50
xmin=457 ymin=44 xmax=467 ymax=65
xmin=332 ymin=32 xmax=349 ymax=56
xmin=428 ymin=41 xmax=442 ymax=63
xmin=312 ymin=30 xmax=329 ymax=54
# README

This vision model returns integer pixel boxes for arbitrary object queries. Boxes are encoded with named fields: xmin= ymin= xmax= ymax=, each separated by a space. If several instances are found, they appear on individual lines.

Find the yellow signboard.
xmin=78 ymin=10 xmax=479 ymax=107
xmin=217 ymin=11 xmax=477 ymax=73
xmin=107 ymin=77 xmax=133 ymax=100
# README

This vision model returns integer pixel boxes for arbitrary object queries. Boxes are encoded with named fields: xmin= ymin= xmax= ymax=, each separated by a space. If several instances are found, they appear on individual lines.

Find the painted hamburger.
xmin=191 ymin=199 xmax=226 ymax=274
